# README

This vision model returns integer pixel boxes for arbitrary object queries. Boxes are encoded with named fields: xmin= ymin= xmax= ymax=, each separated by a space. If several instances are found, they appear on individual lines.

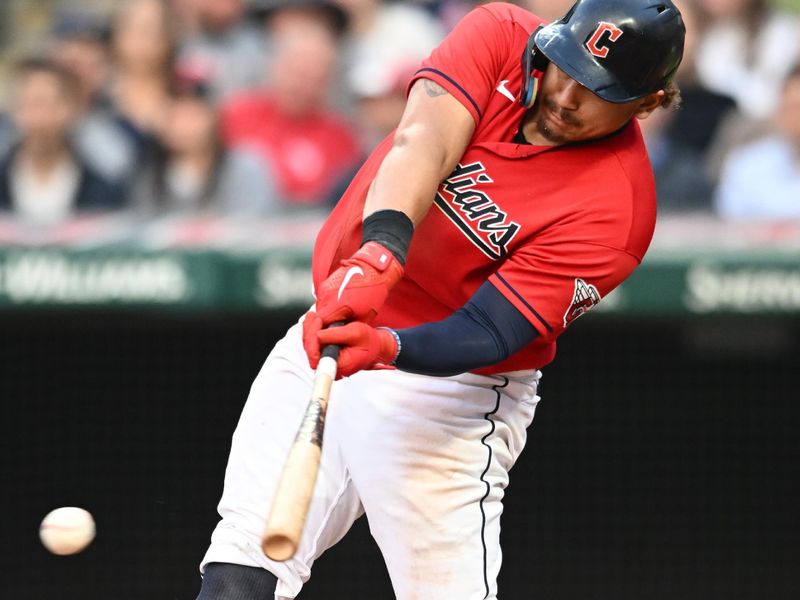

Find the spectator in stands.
xmin=639 ymin=99 xmax=714 ymax=212
xmin=250 ymin=0 xmax=352 ymax=111
xmin=518 ymin=0 xmax=576 ymax=21
xmin=664 ymin=0 xmax=737 ymax=157
xmin=335 ymin=0 xmax=444 ymax=87
xmin=695 ymin=0 xmax=800 ymax=120
xmin=170 ymin=0 xmax=201 ymax=37
xmin=132 ymin=77 xmax=279 ymax=216
xmin=108 ymin=0 xmax=177 ymax=163
xmin=251 ymin=0 xmax=350 ymax=38
xmin=0 ymin=113 xmax=13 ymax=158
xmin=350 ymin=61 xmax=417 ymax=151
xmin=49 ymin=10 xmax=137 ymax=187
xmin=221 ymin=2 xmax=360 ymax=207
xmin=326 ymin=58 xmax=417 ymax=205
xmin=0 ymin=59 xmax=125 ymax=225
xmin=177 ymin=0 xmax=267 ymax=103
xmin=416 ymin=0 xmax=474 ymax=32
xmin=635 ymin=1 xmax=719 ymax=211
xmin=714 ymin=65 xmax=800 ymax=220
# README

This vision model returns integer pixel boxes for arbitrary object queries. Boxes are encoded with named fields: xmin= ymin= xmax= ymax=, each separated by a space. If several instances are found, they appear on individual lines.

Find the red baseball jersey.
xmin=312 ymin=2 xmax=657 ymax=374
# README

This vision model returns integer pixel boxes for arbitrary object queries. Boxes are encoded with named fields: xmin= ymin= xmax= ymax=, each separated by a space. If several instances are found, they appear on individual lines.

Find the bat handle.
xmin=320 ymin=343 xmax=340 ymax=361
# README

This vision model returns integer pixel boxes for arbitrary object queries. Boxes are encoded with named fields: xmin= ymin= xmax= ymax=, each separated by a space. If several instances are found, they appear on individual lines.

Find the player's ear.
xmin=634 ymin=90 xmax=665 ymax=120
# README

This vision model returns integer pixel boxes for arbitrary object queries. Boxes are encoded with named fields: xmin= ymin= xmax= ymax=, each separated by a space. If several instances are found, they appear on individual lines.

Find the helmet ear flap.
xmin=520 ymin=26 xmax=549 ymax=108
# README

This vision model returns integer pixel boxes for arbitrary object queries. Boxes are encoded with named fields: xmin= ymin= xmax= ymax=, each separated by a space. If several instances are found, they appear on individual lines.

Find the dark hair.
xmin=148 ymin=93 xmax=226 ymax=209
xmin=254 ymin=0 xmax=350 ymax=38
xmin=111 ymin=0 xmax=180 ymax=88
xmin=661 ymin=79 xmax=682 ymax=110
xmin=51 ymin=10 xmax=111 ymax=44
xmin=15 ymin=57 xmax=81 ymax=100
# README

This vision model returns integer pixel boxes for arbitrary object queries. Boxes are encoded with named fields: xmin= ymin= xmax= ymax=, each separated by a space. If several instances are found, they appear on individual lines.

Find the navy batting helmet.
xmin=521 ymin=0 xmax=685 ymax=106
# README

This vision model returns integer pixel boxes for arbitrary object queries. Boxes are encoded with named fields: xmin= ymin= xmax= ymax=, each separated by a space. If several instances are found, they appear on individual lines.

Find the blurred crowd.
xmin=0 ymin=0 xmax=798 ymax=228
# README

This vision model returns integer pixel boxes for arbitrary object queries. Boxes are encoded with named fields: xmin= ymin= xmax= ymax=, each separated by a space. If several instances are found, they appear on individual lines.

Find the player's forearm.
xmin=310 ymin=284 xmax=539 ymax=378
xmin=394 ymin=282 xmax=539 ymax=376
xmin=363 ymin=78 xmax=475 ymax=225
xmin=363 ymin=126 xmax=458 ymax=225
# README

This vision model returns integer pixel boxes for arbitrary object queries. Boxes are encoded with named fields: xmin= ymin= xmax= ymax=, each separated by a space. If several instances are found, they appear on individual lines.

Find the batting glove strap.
xmin=376 ymin=327 xmax=401 ymax=365
xmin=346 ymin=241 xmax=401 ymax=273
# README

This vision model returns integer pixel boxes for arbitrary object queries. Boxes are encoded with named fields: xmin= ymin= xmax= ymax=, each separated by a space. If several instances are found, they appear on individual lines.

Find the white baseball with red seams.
xmin=39 ymin=506 xmax=96 ymax=555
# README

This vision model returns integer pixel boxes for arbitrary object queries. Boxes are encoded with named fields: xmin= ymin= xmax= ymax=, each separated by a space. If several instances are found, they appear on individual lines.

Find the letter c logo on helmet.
xmin=584 ymin=21 xmax=623 ymax=58
xmin=529 ymin=0 xmax=686 ymax=103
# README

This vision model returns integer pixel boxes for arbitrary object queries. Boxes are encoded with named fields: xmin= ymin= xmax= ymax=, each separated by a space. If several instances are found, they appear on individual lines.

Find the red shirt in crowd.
xmin=221 ymin=92 xmax=360 ymax=204
xmin=312 ymin=3 xmax=657 ymax=373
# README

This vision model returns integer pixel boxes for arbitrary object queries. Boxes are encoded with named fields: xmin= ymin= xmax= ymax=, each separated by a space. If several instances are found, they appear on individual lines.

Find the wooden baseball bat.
xmin=261 ymin=334 xmax=341 ymax=562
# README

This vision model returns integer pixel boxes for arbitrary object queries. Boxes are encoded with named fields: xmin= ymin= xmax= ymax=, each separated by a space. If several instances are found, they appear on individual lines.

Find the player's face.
xmin=528 ymin=63 xmax=663 ymax=145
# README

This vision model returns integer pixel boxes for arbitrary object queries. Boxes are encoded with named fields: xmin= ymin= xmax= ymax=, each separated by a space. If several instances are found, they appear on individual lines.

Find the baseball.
xmin=39 ymin=507 xmax=96 ymax=555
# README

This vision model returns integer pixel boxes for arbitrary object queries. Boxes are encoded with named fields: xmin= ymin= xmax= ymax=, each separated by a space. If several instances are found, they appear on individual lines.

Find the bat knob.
xmin=262 ymin=534 xmax=297 ymax=562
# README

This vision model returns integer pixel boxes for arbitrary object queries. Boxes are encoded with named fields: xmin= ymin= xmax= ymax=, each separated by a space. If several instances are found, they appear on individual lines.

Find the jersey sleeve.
xmin=488 ymin=239 xmax=640 ymax=341
xmin=407 ymin=6 xmax=515 ymax=124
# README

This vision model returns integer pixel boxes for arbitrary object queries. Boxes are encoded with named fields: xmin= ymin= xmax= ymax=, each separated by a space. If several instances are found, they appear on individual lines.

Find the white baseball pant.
xmin=200 ymin=319 xmax=541 ymax=599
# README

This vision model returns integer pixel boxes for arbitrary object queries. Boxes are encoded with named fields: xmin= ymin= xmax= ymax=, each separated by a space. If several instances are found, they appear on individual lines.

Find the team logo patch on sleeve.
xmin=564 ymin=278 xmax=602 ymax=326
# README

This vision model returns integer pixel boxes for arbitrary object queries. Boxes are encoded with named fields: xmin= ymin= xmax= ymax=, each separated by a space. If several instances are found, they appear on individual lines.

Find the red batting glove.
xmin=312 ymin=241 xmax=404 ymax=326
xmin=310 ymin=321 xmax=399 ymax=378
xmin=303 ymin=241 xmax=403 ymax=364
xmin=303 ymin=311 xmax=326 ymax=368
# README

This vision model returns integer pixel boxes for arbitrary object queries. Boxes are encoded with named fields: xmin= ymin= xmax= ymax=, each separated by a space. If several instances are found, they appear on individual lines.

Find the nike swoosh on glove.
xmin=307 ymin=320 xmax=398 ymax=378
xmin=302 ymin=241 xmax=403 ymax=360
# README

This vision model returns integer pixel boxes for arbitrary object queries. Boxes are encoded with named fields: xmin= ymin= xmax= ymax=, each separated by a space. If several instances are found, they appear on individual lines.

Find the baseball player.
xmin=196 ymin=1 xmax=685 ymax=598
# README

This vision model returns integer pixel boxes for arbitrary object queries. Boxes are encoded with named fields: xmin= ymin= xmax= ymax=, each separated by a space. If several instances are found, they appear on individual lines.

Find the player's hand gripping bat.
xmin=261 ymin=327 xmax=342 ymax=561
